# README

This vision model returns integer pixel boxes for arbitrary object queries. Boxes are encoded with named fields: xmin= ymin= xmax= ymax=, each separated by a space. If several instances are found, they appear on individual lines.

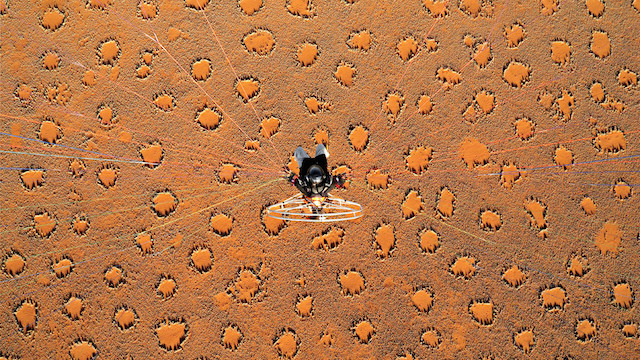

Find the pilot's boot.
xmin=294 ymin=147 xmax=310 ymax=168
xmin=315 ymin=144 xmax=329 ymax=158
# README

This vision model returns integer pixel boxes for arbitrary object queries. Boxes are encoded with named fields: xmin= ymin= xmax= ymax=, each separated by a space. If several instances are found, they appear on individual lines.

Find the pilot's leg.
xmin=294 ymin=147 xmax=310 ymax=168
xmin=315 ymin=144 xmax=330 ymax=158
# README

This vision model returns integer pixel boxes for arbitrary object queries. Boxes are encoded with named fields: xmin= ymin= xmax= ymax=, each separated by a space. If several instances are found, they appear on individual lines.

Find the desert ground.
xmin=1 ymin=0 xmax=639 ymax=358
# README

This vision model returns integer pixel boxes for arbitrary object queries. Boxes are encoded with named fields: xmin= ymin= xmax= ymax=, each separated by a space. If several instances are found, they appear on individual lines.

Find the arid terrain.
xmin=1 ymin=0 xmax=639 ymax=358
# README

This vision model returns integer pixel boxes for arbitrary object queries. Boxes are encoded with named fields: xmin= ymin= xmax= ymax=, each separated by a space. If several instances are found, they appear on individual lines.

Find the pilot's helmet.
xmin=307 ymin=165 xmax=325 ymax=185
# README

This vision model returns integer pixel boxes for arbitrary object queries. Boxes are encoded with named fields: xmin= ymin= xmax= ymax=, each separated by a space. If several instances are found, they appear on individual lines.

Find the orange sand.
xmin=1 ymin=0 xmax=639 ymax=358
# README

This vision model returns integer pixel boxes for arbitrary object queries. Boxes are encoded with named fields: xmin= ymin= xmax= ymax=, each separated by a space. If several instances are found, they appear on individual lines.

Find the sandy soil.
xmin=1 ymin=0 xmax=640 ymax=358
